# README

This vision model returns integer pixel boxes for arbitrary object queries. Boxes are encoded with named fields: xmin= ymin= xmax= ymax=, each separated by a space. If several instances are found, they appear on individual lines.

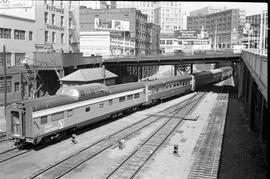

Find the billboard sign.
xmin=175 ymin=30 xmax=198 ymax=39
xmin=95 ymin=18 xmax=130 ymax=31
xmin=0 ymin=0 xmax=33 ymax=9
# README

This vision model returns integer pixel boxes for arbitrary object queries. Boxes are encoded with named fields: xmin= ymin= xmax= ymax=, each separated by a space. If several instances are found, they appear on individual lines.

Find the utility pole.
xmin=3 ymin=45 xmax=7 ymax=119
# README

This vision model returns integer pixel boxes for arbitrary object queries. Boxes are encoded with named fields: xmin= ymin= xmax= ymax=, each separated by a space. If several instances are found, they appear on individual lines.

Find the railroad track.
xmin=29 ymin=92 xmax=206 ymax=179
xmin=105 ymin=92 xmax=206 ymax=179
xmin=0 ymin=147 xmax=31 ymax=164
xmin=188 ymin=84 xmax=229 ymax=179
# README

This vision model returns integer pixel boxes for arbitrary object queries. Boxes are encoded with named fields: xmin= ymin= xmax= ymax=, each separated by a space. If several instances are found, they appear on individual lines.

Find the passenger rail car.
xmin=6 ymin=67 xmax=232 ymax=146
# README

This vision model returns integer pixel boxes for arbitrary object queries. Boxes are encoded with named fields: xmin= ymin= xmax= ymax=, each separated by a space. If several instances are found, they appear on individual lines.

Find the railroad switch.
xmin=119 ymin=140 xmax=125 ymax=149
xmin=71 ymin=134 xmax=77 ymax=144
xmin=173 ymin=144 xmax=178 ymax=154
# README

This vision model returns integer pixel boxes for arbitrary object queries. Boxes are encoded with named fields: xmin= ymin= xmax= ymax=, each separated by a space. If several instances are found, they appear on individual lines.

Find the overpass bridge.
xmin=102 ymin=50 xmax=241 ymax=66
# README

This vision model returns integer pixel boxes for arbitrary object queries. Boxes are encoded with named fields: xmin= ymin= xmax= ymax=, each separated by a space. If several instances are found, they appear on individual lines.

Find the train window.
xmin=67 ymin=109 xmax=73 ymax=117
xmin=52 ymin=112 xmax=64 ymax=122
xmin=127 ymin=95 xmax=133 ymax=100
xmin=85 ymin=107 xmax=90 ymax=112
xmin=109 ymin=99 xmax=113 ymax=105
xmin=119 ymin=96 xmax=125 ymax=102
xmin=40 ymin=116 xmax=48 ymax=125
xmin=99 ymin=103 xmax=104 ymax=108
xmin=134 ymin=93 xmax=140 ymax=98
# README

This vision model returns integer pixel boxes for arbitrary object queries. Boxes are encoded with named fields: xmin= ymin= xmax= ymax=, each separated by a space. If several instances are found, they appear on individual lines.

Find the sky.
xmin=181 ymin=2 xmax=268 ymax=16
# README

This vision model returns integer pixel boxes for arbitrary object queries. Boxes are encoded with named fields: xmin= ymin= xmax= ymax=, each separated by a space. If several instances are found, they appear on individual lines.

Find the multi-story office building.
xmin=187 ymin=9 xmax=245 ymax=49
xmin=117 ymin=1 xmax=187 ymax=32
xmin=190 ymin=6 xmax=227 ymax=16
xmin=154 ymin=2 xmax=186 ymax=33
xmin=80 ymin=8 xmax=148 ymax=55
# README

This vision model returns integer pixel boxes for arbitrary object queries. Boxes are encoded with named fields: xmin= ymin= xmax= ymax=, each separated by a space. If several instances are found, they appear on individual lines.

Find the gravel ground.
xmin=218 ymin=87 xmax=267 ymax=179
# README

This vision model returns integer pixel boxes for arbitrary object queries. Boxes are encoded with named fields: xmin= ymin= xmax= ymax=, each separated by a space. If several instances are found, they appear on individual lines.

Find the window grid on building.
xmin=0 ymin=28 xmax=11 ymax=39
xmin=14 ymin=30 xmax=25 ymax=40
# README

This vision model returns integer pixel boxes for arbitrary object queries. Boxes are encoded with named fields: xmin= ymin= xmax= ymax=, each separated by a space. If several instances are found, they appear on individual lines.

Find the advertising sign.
xmin=175 ymin=30 xmax=198 ymax=39
xmin=95 ymin=18 xmax=130 ymax=31
xmin=0 ymin=0 xmax=33 ymax=8
xmin=0 ymin=0 xmax=34 ymax=20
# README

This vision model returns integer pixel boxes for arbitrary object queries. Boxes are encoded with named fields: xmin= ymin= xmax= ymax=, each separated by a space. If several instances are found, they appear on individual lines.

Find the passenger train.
xmin=6 ymin=67 xmax=232 ymax=146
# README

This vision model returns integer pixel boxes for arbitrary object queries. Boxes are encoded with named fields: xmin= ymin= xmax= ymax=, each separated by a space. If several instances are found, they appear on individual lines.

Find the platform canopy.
xmin=60 ymin=67 xmax=118 ymax=82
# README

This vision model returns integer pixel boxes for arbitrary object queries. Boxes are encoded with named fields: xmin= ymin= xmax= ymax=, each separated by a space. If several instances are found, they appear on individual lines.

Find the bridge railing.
xmin=101 ymin=49 xmax=239 ymax=60
xmin=242 ymin=48 xmax=268 ymax=57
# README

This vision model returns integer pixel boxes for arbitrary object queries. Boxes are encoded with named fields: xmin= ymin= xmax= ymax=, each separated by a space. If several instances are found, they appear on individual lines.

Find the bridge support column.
xmin=190 ymin=64 xmax=193 ymax=73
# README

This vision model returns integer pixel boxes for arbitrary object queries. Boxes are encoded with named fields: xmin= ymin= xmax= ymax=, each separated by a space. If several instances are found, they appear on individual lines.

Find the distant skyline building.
xmin=116 ymin=1 xmax=157 ymax=23
xmin=117 ymin=1 xmax=187 ymax=33
xmin=189 ymin=6 xmax=227 ymax=16
xmin=79 ymin=1 xmax=116 ymax=9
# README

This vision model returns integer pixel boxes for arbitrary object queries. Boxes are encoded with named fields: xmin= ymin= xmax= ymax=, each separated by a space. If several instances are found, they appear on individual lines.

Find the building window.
xmin=15 ymin=82 xmax=20 ymax=92
xmin=99 ymin=103 xmax=104 ymax=108
xmin=5 ymin=53 xmax=11 ymax=66
xmin=14 ymin=30 xmax=25 ymax=40
xmin=52 ymin=32 xmax=56 ymax=43
xmin=51 ymin=0 xmax=54 ymax=6
xmin=0 ymin=77 xmax=12 ymax=94
xmin=61 ymin=33 xmax=64 ymax=44
xmin=69 ymin=18 xmax=72 ymax=28
xmin=61 ymin=16 xmax=64 ymax=26
xmin=45 ymin=12 xmax=48 ymax=23
xmin=29 ymin=31 xmax=33 ymax=40
xmin=45 ymin=31 xmax=49 ymax=42
xmin=52 ymin=14 xmax=55 ymax=25
xmin=0 ymin=28 xmax=11 ymax=39
xmin=85 ymin=107 xmax=90 ymax=112
xmin=166 ymin=40 xmax=172 ymax=45
xmin=15 ymin=53 xmax=25 ymax=66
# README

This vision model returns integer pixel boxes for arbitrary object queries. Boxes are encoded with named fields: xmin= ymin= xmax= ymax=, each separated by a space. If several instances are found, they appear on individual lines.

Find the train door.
xmin=10 ymin=108 xmax=25 ymax=138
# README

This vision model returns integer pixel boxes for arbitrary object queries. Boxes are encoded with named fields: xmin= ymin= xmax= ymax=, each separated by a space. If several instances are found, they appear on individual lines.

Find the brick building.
xmin=80 ymin=8 xmax=148 ymax=55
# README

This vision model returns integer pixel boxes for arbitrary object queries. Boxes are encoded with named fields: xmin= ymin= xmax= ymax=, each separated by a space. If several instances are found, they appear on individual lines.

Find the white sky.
xmin=181 ymin=2 xmax=268 ymax=16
